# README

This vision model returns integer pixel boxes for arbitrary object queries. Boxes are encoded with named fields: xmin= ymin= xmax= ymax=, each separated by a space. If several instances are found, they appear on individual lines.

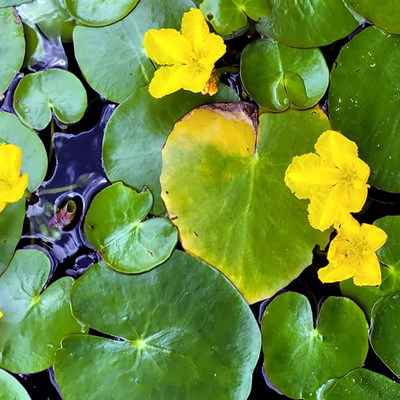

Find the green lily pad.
xmin=0 ymin=112 xmax=47 ymax=192
xmin=0 ymin=1 xmax=29 ymax=7
xmin=0 ymin=249 xmax=85 ymax=373
xmin=370 ymin=292 xmax=400 ymax=378
xmin=317 ymin=368 xmax=400 ymax=400
xmin=0 ymin=368 xmax=30 ymax=400
xmin=85 ymin=183 xmax=178 ymax=274
xmin=160 ymin=104 xmax=331 ymax=304
xmin=103 ymin=84 xmax=239 ymax=215
xmin=0 ymin=198 xmax=25 ymax=276
xmin=262 ymin=292 xmax=369 ymax=399
xmin=240 ymin=38 xmax=329 ymax=111
xmin=14 ymin=69 xmax=87 ymax=130
xmin=345 ymin=0 xmax=400 ymax=34
xmin=73 ymin=0 xmax=194 ymax=103
xmin=65 ymin=0 xmax=139 ymax=26
xmin=341 ymin=216 xmax=400 ymax=321
xmin=329 ymin=27 xmax=400 ymax=192
xmin=256 ymin=0 xmax=362 ymax=48
xmin=200 ymin=0 xmax=273 ymax=37
xmin=0 ymin=7 xmax=24 ymax=95
xmin=54 ymin=251 xmax=261 ymax=400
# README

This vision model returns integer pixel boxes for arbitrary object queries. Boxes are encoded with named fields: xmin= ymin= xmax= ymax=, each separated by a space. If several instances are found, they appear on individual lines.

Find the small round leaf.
xmin=14 ymin=69 xmax=87 ymax=130
xmin=0 ymin=368 xmax=31 ymax=400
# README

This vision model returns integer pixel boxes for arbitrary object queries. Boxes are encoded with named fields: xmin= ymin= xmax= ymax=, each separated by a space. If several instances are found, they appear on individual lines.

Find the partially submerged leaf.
xmin=0 ymin=368 xmax=31 ymax=400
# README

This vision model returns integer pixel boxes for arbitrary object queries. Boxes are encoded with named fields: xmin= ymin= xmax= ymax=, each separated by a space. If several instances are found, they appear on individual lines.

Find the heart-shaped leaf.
xmin=370 ymin=292 xmax=400 ymax=378
xmin=345 ymin=0 xmax=400 ymax=34
xmin=160 ymin=104 xmax=331 ymax=303
xmin=54 ymin=251 xmax=261 ymax=400
xmin=200 ymin=0 xmax=273 ymax=37
xmin=0 ymin=112 xmax=47 ymax=192
xmin=256 ymin=0 xmax=362 ymax=47
xmin=65 ymin=0 xmax=139 ymax=26
xmin=72 ymin=0 xmax=194 ymax=103
xmin=329 ymin=27 xmax=400 ymax=192
xmin=240 ymin=38 xmax=329 ymax=111
xmin=85 ymin=183 xmax=178 ymax=274
xmin=341 ymin=216 xmax=400 ymax=321
xmin=14 ymin=69 xmax=87 ymax=130
xmin=317 ymin=368 xmax=400 ymax=399
xmin=0 ymin=368 xmax=30 ymax=400
xmin=262 ymin=292 xmax=369 ymax=399
xmin=103 ymin=84 xmax=239 ymax=215
xmin=0 ymin=7 xmax=24 ymax=95
xmin=0 ymin=249 xmax=85 ymax=373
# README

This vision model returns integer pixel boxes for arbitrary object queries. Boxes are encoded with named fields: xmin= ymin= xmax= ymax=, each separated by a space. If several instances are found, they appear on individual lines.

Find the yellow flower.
xmin=318 ymin=213 xmax=387 ymax=286
xmin=284 ymin=130 xmax=370 ymax=231
xmin=0 ymin=310 xmax=2 ymax=318
xmin=0 ymin=143 xmax=28 ymax=212
xmin=143 ymin=8 xmax=226 ymax=99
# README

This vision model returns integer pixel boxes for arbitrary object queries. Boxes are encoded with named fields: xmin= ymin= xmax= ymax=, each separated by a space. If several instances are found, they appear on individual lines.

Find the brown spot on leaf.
xmin=194 ymin=231 xmax=198 ymax=237
xmin=147 ymin=250 xmax=154 ymax=257
xmin=171 ymin=216 xmax=178 ymax=220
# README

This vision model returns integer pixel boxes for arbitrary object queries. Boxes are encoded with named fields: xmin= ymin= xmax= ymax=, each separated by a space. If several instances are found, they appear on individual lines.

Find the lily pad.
xmin=73 ymin=0 xmax=194 ymax=103
xmin=160 ymin=104 xmax=331 ymax=304
xmin=0 ymin=249 xmax=85 ymax=373
xmin=54 ymin=251 xmax=261 ymax=400
xmin=85 ymin=183 xmax=178 ymax=274
xmin=341 ymin=216 xmax=400 ymax=321
xmin=14 ymin=69 xmax=87 ymax=130
xmin=65 ymin=0 xmax=139 ymax=26
xmin=103 ymin=84 xmax=239 ymax=215
xmin=345 ymin=0 xmax=400 ymax=34
xmin=200 ymin=0 xmax=273 ymax=37
xmin=329 ymin=27 xmax=400 ymax=192
xmin=256 ymin=0 xmax=362 ymax=48
xmin=317 ymin=368 xmax=400 ymax=400
xmin=0 ymin=368 xmax=30 ymax=400
xmin=0 ymin=7 xmax=24 ymax=95
xmin=240 ymin=38 xmax=329 ymax=111
xmin=0 ymin=112 xmax=47 ymax=192
xmin=0 ymin=0 xmax=29 ymax=7
xmin=262 ymin=292 xmax=369 ymax=399
xmin=370 ymin=292 xmax=400 ymax=378
xmin=0 ymin=198 xmax=25 ymax=276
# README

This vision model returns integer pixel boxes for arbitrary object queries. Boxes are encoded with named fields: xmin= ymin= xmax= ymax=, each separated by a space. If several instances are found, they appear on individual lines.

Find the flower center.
xmin=341 ymin=169 xmax=358 ymax=187
xmin=345 ymin=239 xmax=369 ymax=262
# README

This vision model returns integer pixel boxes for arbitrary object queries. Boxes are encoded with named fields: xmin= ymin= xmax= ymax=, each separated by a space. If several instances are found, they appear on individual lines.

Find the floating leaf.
xmin=14 ymin=69 xmax=87 ymax=130
xmin=0 ymin=0 xmax=29 ymax=7
xmin=73 ymin=0 xmax=194 ymax=103
xmin=370 ymin=292 xmax=400 ymax=378
xmin=341 ymin=216 xmax=400 ymax=321
xmin=345 ymin=0 xmax=400 ymax=34
xmin=85 ymin=183 xmax=178 ymax=274
xmin=240 ymin=38 xmax=329 ymax=111
xmin=103 ymin=84 xmax=239 ymax=215
xmin=200 ymin=0 xmax=273 ymax=37
xmin=262 ymin=292 xmax=369 ymax=399
xmin=318 ymin=368 xmax=400 ymax=399
xmin=0 ymin=112 xmax=47 ymax=192
xmin=0 ymin=7 xmax=24 ymax=95
xmin=160 ymin=104 xmax=331 ymax=303
xmin=256 ymin=0 xmax=362 ymax=48
xmin=0 ymin=249 xmax=85 ymax=373
xmin=329 ymin=27 xmax=400 ymax=192
xmin=54 ymin=251 xmax=261 ymax=400
xmin=0 ymin=368 xmax=30 ymax=400
xmin=65 ymin=0 xmax=139 ymax=26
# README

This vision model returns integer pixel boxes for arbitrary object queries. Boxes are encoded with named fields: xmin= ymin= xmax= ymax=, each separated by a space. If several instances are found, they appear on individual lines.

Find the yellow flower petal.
xmin=353 ymin=253 xmax=381 ymax=286
xmin=361 ymin=223 xmax=388 ymax=252
xmin=318 ymin=258 xmax=356 ymax=283
xmin=181 ymin=8 xmax=210 ymax=56
xmin=0 ymin=310 xmax=3 ymax=318
xmin=148 ymin=65 xmax=189 ymax=98
xmin=0 ymin=201 xmax=5 ymax=213
xmin=143 ymin=29 xmax=193 ymax=65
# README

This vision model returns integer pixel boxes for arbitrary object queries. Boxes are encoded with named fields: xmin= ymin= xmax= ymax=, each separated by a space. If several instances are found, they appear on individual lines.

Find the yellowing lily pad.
xmin=85 ymin=183 xmax=178 ymax=274
xmin=256 ymin=0 xmax=362 ymax=47
xmin=200 ymin=0 xmax=273 ymax=37
xmin=14 ymin=69 xmax=87 ymax=130
xmin=240 ymin=38 xmax=329 ymax=111
xmin=65 ymin=0 xmax=139 ymax=26
xmin=0 ymin=249 xmax=84 ymax=373
xmin=0 ymin=7 xmax=24 ymax=95
xmin=262 ymin=292 xmax=369 ymax=399
xmin=0 ymin=368 xmax=30 ymax=400
xmin=54 ymin=251 xmax=261 ymax=400
xmin=160 ymin=104 xmax=331 ymax=304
